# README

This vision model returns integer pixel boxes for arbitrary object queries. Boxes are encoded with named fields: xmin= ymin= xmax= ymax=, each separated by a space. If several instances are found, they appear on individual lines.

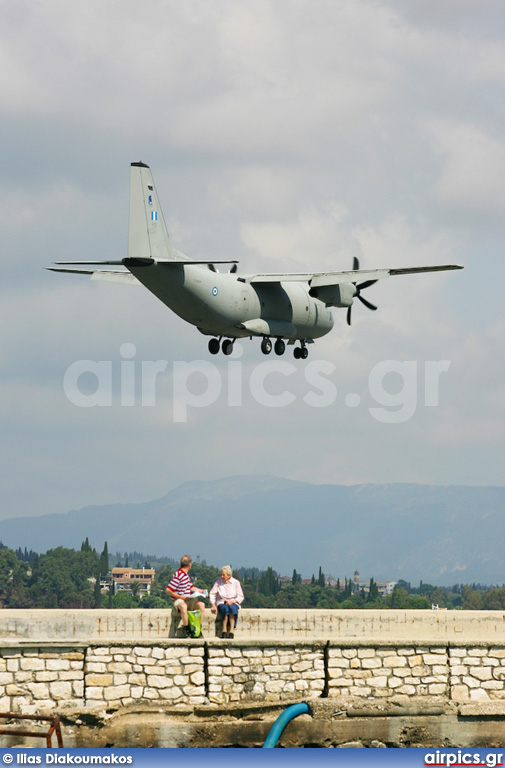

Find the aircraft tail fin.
xmin=128 ymin=162 xmax=184 ymax=262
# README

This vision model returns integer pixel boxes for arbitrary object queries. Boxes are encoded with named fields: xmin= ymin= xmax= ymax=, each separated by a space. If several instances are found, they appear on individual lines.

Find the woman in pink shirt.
xmin=209 ymin=565 xmax=244 ymax=639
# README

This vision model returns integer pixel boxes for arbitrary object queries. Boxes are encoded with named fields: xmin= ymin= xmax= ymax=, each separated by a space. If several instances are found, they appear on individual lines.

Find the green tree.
xmin=100 ymin=542 xmax=109 ymax=579
xmin=28 ymin=546 xmax=99 ymax=608
xmin=367 ymin=577 xmax=380 ymax=602
xmin=149 ymin=564 xmax=173 ymax=603
xmin=112 ymin=591 xmax=137 ymax=608
xmin=0 ymin=548 xmax=30 ymax=607
xmin=482 ymin=589 xmax=505 ymax=610
xmin=93 ymin=573 xmax=102 ymax=608
xmin=390 ymin=586 xmax=409 ymax=609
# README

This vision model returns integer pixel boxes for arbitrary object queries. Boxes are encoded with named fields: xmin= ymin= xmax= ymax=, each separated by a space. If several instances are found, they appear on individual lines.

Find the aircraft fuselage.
xmin=129 ymin=262 xmax=334 ymax=340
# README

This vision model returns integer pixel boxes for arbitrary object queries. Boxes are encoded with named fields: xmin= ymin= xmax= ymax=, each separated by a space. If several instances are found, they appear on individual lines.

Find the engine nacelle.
xmin=309 ymin=282 xmax=356 ymax=307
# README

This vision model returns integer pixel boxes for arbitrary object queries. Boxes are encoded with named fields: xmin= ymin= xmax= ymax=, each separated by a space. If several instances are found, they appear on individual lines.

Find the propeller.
xmin=229 ymin=263 xmax=238 ymax=273
xmin=346 ymin=257 xmax=378 ymax=326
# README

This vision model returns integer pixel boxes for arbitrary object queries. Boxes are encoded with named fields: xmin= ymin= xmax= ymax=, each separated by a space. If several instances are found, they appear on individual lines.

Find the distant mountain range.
xmin=1 ymin=476 xmax=504 ymax=586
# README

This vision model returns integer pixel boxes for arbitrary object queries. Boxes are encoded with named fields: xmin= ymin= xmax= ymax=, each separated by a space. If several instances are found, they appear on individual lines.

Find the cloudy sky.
xmin=1 ymin=0 xmax=504 ymax=533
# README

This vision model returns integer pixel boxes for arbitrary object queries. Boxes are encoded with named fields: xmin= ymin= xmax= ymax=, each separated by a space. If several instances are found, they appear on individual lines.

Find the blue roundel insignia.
xmin=212 ymin=286 xmax=218 ymax=296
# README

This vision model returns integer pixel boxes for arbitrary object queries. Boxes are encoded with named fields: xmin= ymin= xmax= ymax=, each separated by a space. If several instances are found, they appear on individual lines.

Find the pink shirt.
xmin=209 ymin=577 xmax=244 ymax=607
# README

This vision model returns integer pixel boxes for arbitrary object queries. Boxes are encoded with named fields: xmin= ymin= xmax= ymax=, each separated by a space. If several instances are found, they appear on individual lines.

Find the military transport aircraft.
xmin=48 ymin=162 xmax=463 ymax=359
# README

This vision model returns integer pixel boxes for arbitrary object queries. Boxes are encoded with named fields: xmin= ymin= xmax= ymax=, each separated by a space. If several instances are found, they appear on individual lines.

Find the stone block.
xmin=361 ymin=658 xmax=382 ymax=669
xmin=49 ymin=681 xmax=72 ymax=700
xmin=85 ymin=686 xmax=104 ymax=700
xmin=451 ymin=685 xmax=469 ymax=702
xmin=396 ymin=684 xmax=416 ymax=696
xmin=86 ymin=662 xmax=107 ymax=673
xmin=469 ymin=688 xmax=490 ymax=701
xmin=482 ymin=681 xmax=503 ymax=690
xmin=109 ymin=662 xmax=132 ymax=674
xmin=489 ymin=649 xmax=505 ymax=659
xmin=133 ymin=647 xmax=152 ymax=656
xmin=428 ymin=683 xmax=446 ymax=695
xmin=147 ymin=675 xmax=173 ymax=689
xmin=20 ymin=659 xmax=45 ymax=671
xmin=104 ymin=685 xmax=130 ymax=701
xmin=470 ymin=667 xmax=493 ymax=681
xmin=190 ymin=671 xmax=205 ymax=686
xmin=85 ymin=674 xmax=113 ymax=687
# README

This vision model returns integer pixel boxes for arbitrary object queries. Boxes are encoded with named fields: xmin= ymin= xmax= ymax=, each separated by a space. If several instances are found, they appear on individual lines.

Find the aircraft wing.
xmin=46 ymin=267 xmax=141 ymax=285
xmin=244 ymin=264 xmax=463 ymax=286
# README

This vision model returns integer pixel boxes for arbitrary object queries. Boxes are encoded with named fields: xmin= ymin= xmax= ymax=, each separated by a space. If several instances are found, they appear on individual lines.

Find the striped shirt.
xmin=167 ymin=568 xmax=193 ymax=599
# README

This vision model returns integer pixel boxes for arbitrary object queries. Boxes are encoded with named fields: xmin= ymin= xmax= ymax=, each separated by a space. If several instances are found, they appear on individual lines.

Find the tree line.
xmin=0 ymin=541 xmax=504 ymax=611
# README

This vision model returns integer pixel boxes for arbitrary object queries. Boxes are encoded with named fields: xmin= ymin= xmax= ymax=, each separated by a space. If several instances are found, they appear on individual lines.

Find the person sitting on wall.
xmin=209 ymin=565 xmax=244 ymax=639
xmin=166 ymin=554 xmax=206 ymax=638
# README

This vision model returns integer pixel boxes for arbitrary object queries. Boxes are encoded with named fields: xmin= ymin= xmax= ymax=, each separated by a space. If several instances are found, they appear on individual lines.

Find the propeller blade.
xmin=357 ymin=294 xmax=377 ymax=311
xmin=356 ymin=279 xmax=378 ymax=291
xmin=346 ymin=306 xmax=352 ymax=325
xmin=230 ymin=263 xmax=238 ymax=273
xmin=353 ymin=257 xmax=360 ymax=271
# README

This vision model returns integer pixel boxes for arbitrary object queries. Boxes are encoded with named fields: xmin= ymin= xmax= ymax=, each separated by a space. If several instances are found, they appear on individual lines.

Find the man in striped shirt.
xmin=166 ymin=555 xmax=206 ymax=638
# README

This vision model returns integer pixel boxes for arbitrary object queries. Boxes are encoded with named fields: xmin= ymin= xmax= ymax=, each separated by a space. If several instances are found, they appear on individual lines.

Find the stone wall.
xmin=2 ymin=641 xmax=505 ymax=713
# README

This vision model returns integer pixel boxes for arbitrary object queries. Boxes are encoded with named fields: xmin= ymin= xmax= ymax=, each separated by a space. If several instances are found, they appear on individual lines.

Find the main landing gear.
xmin=260 ymin=338 xmax=285 ymax=355
xmin=260 ymin=337 xmax=308 ymax=359
xmin=208 ymin=337 xmax=234 ymax=355
xmin=208 ymin=336 xmax=309 ymax=359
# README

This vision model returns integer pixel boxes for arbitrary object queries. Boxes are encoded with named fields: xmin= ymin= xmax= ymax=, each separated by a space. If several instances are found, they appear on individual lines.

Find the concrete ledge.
xmin=4 ymin=638 xmax=505 ymax=649
xmin=1 ymin=608 xmax=505 ymax=642
xmin=458 ymin=702 xmax=505 ymax=717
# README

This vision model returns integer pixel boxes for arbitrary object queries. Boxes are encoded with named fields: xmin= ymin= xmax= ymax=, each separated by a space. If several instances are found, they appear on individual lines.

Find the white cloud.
xmin=428 ymin=121 xmax=505 ymax=218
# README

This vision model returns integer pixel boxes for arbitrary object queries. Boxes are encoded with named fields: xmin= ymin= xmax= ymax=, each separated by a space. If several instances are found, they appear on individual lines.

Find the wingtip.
xmin=131 ymin=161 xmax=150 ymax=168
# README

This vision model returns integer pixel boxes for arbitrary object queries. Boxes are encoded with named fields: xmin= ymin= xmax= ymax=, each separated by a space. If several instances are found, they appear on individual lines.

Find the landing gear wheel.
xmin=301 ymin=346 xmax=308 ymax=359
xmin=274 ymin=339 xmax=285 ymax=356
xmin=222 ymin=339 xmax=234 ymax=356
xmin=293 ymin=347 xmax=302 ymax=359
xmin=208 ymin=338 xmax=220 ymax=355
xmin=261 ymin=337 xmax=272 ymax=355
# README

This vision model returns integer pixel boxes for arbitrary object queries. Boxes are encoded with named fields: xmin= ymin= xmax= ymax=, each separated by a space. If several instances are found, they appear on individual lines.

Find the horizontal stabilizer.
xmin=54 ymin=260 xmax=126 ymax=266
xmin=53 ymin=258 xmax=238 ymax=267
xmin=46 ymin=267 xmax=140 ymax=285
